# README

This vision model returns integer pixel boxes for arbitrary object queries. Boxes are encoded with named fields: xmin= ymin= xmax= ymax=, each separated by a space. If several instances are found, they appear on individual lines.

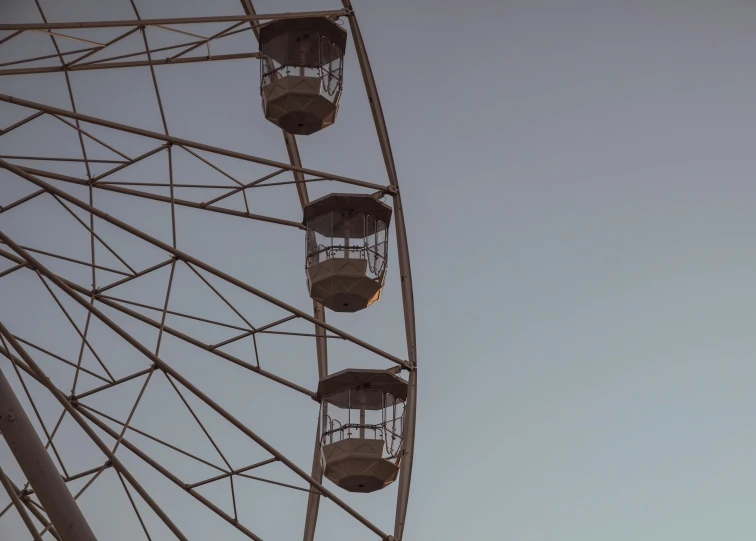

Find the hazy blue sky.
xmin=2 ymin=0 xmax=756 ymax=540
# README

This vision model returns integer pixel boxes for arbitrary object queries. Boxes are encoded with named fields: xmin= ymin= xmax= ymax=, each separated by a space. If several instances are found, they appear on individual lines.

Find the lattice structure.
xmin=0 ymin=2 xmax=417 ymax=540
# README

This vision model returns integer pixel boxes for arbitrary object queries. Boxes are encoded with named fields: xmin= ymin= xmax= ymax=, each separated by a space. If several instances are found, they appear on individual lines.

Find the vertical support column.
xmin=0 ymin=360 xmax=98 ymax=541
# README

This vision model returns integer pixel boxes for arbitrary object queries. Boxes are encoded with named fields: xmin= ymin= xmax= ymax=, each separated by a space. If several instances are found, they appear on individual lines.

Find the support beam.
xmin=0 ymin=94 xmax=388 ymax=192
xmin=0 ymin=467 xmax=44 ymax=541
xmin=0 ymin=52 xmax=260 ymax=76
xmin=19 ymin=165 xmax=304 ymax=230
xmin=5 ymin=476 xmax=63 ymax=541
xmin=0 ymin=11 xmax=347 ymax=31
xmin=0 ymin=352 xmax=98 ymax=541
xmin=0 ymin=111 xmax=44 ymax=135
xmin=0 ymin=189 xmax=45 ymax=215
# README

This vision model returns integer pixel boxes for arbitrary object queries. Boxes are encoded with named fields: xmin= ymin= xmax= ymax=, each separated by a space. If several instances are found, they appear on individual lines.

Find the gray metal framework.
xmin=0 ymin=2 xmax=417 ymax=541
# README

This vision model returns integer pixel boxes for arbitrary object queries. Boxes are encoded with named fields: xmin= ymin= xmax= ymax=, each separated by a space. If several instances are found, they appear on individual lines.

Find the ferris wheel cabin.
xmin=318 ymin=369 xmax=407 ymax=493
xmin=304 ymin=193 xmax=391 ymax=313
xmin=258 ymin=17 xmax=347 ymax=135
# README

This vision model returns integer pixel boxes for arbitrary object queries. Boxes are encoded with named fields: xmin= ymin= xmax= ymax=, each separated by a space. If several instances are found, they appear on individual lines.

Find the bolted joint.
xmin=386 ymin=184 xmax=399 ymax=195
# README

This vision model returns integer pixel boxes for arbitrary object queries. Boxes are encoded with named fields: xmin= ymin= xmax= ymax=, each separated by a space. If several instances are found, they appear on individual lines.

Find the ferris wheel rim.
xmin=0 ymin=1 xmax=419 ymax=540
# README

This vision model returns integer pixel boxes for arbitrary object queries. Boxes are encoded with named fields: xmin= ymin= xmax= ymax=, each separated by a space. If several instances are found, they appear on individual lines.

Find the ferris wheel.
xmin=0 ymin=1 xmax=418 ymax=540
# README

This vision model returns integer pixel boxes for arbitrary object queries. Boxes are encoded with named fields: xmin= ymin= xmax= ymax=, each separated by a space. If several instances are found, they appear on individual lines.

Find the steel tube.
xmin=0 ymin=94 xmax=388 ymax=192
xmin=0 ymin=467 xmax=44 ymax=541
xmin=0 ymin=51 xmax=262 ymax=76
xmin=0 ymin=355 xmax=98 ymax=541
xmin=5 ymin=476 xmax=62 ymax=541
xmin=0 ymin=11 xmax=347 ymax=31
xmin=19 ymin=165 xmax=304 ymax=229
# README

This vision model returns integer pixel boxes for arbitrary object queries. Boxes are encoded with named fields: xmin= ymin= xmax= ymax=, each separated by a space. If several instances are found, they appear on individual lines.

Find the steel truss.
xmin=0 ymin=2 xmax=417 ymax=540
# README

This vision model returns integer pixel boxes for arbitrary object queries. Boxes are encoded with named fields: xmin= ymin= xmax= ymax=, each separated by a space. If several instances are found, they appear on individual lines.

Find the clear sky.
xmin=2 ymin=0 xmax=756 ymax=540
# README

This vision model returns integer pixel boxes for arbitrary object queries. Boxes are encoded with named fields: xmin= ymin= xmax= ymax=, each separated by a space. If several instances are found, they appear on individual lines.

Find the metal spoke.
xmin=64 ymin=463 xmax=112 ymax=483
xmin=184 ymin=262 xmax=257 ymax=330
xmin=0 ymin=30 xmax=23 ymax=47
xmin=50 ymin=114 xmax=132 ymax=161
xmin=0 ymin=333 xmax=71 ymax=478
xmin=34 ymin=271 xmax=116 ymax=382
xmin=72 ymin=303 xmax=94 ymax=394
xmin=9 ymin=336 xmax=110 ymax=383
xmin=237 ymin=472 xmax=318 ymax=494
xmin=199 ymin=168 xmax=287 ymax=208
xmin=0 ymin=94 xmax=390 ymax=192
xmin=0 ymin=46 xmax=98 ymax=68
xmin=94 ymin=292 xmax=316 ymax=397
xmin=0 ymin=111 xmax=44 ymax=135
xmin=186 ymin=458 xmax=275 ymax=489
xmin=0 ymin=243 xmax=131 ymax=276
xmin=0 ymin=263 xmax=25 ymax=279
xmin=0 ymin=467 xmax=44 ymax=541
xmin=78 ymin=404 xmax=227 ymax=473
xmin=0 ymin=11 xmax=348 ymax=31
xmin=110 ymin=368 xmax=156 ymax=455
xmin=51 ymin=194 xmax=137 ymax=275
xmin=115 ymin=469 xmax=153 ymax=541
xmin=66 ymin=27 xmax=140 ymax=67
xmin=0 ymin=155 xmax=126 ymax=164
xmin=210 ymin=315 xmax=316 ymax=351
xmin=32 ymin=30 xmax=103 ymax=47
xmin=93 ymin=144 xmax=168 ymax=182
xmin=73 ymin=368 xmax=154 ymax=400
xmin=177 ymin=144 xmax=250 ymax=213
xmin=98 ymin=294 xmax=250 ymax=332
xmin=163 ymin=373 xmax=233 ymax=470
xmin=96 ymin=258 xmax=174 ymax=294
xmin=0 ymin=189 xmax=45 ymax=215
xmin=3 ymin=476 xmax=62 ymax=541
xmin=24 ymin=164 xmax=304 ymax=229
